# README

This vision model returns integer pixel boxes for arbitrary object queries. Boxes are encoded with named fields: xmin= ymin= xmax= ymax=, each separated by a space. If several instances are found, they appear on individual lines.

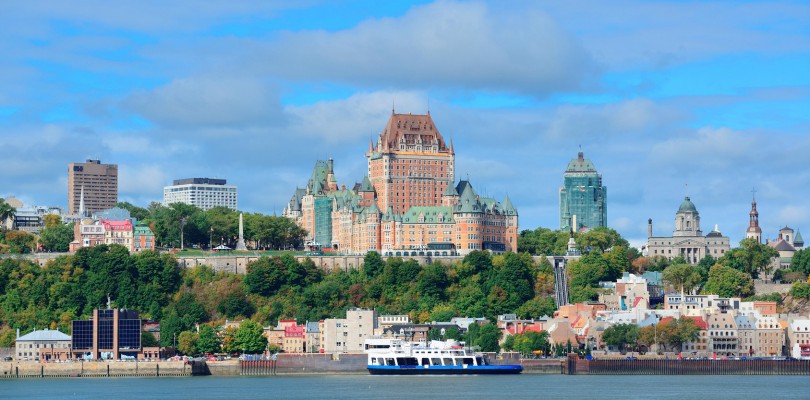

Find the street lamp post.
xmin=654 ymin=323 xmax=657 ymax=355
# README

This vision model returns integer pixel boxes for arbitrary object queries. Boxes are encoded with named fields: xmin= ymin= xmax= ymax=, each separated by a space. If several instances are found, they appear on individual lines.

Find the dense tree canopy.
xmin=719 ymin=238 xmax=779 ymax=279
xmin=703 ymin=264 xmax=754 ymax=298
xmin=39 ymin=222 xmax=74 ymax=252
xmin=662 ymin=263 xmax=702 ymax=294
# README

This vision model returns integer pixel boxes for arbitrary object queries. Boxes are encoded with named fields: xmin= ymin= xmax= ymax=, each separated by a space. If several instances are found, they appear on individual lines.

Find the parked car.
xmin=3 ymin=356 xmax=12 ymax=361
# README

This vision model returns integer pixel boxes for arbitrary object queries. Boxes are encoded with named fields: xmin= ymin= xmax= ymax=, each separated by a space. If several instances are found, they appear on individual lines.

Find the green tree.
xmin=197 ymin=324 xmax=222 ymax=354
xmin=0 ymin=198 xmax=16 ymax=230
xmin=515 ymin=297 xmax=556 ymax=319
xmin=417 ymin=262 xmax=448 ymax=299
xmin=0 ymin=325 xmax=16 ymax=347
xmin=141 ymin=330 xmax=159 ymax=347
xmin=662 ymin=263 xmax=702 ymax=294
xmin=577 ymin=227 xmax=630 ymax=253
xmin=234 ymin=319 xmax=267 ymax=354
xmin=177 ymin=330 xmax=199 ymax=355
xmin=602 ymin=323 xmax=640 ymax=352
xmin=469 ymin=323 xmax=501 ymax=352
xmin=4 ymin=230 xmax=36 ymax=253
xmin=703 ymin=264 xmax=754 ymax=298
xmin=518 ymin=228 xmax=570 ymax=255
xmin=116 ymin=202 xmax=150 ymax=222
xmin=217 ymin=292 xmax=255 ymax=318
xmin=719 ymin=238 xmax=779 ymax=279
xmin=790 ymin=249 xmax=810 ymax=276
xmin=39 ymin=222 xmax=75 ymax=252
xmin=513 ymin=331 xmax=550 ymax=356
xmin=363 ymin=251 xmax=385 ymax=278
xmin=790 ymin=281 xmax=810 ymax=300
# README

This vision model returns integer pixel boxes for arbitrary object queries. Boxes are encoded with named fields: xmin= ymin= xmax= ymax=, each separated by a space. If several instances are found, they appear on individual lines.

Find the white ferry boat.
xmin=364 ymin=338 xmax=522 ymax=375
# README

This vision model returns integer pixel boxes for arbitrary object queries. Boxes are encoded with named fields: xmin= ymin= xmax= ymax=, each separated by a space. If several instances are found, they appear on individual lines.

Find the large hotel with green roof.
xmin=283 ymin=111 xmax=518 ymax=256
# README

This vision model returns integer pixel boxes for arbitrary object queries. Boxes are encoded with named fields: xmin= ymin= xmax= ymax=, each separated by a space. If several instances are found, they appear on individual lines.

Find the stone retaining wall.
xmin=0 ymin=361 xmax=191 ymax=378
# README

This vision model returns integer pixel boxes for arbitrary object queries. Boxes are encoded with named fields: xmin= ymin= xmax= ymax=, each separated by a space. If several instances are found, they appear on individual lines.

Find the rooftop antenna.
xmin=427 ymin=96 xmax=430 ymax=115
xmin=392 ymin=98 xmax=395 ymax=114
xmin=685 ymin=182 xmax=689 ymax=197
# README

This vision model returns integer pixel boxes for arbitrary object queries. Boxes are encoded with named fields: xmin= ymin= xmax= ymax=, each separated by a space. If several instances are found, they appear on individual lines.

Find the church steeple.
xmin=746 ymin=190 xmax=762 ymax=243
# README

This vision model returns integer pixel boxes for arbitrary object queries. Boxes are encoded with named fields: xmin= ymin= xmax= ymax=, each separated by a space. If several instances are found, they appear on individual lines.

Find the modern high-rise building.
xmin=559 ymin=152 xmax=607 ymax=231
xmin=68 ymin=159 xmax=118 ymax=215
xmin=366 ymin=111 xmax=455 ymax=214
xmin=163 ymin=178 xmax=238 ymax=211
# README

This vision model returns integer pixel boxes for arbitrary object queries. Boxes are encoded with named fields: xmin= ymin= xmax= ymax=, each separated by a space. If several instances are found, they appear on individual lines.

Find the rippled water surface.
xmin=7 ymin=374 xmax=810 ymax=399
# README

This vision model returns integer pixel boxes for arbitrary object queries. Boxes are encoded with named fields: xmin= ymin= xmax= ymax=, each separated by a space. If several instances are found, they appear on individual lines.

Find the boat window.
xmin=461 ymin=358 xmax=474 ymax=365
xmin=443 ymin=358 xmax=453 ymax=366
xmin=386 ymin=358 xmax=395 ymax=366
xmin=431 ymin=358 xmax=442 ymax=366
xmin=421 ymin=358 xmax=430 ymax=366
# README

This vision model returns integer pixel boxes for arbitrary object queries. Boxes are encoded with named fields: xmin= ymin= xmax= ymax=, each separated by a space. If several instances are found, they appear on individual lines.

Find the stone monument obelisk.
xmin=235 ymin=213 xmax=247 ymax=251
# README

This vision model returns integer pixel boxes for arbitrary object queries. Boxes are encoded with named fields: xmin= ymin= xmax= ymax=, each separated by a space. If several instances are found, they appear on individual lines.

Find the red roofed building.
xmin=283 ymin=323 xmax=306 ymax=353
xmin=102 ymin=218 xmax=134 ymax=250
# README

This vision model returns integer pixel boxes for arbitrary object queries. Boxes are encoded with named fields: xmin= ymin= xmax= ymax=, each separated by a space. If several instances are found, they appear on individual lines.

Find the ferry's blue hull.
xmin=368 ymin=365 xmax=523 ymax=375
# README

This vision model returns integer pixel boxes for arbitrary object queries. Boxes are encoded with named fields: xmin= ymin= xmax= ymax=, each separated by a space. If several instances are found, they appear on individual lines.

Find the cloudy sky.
xmin=1 ymin=0 xmax=808 ymax=247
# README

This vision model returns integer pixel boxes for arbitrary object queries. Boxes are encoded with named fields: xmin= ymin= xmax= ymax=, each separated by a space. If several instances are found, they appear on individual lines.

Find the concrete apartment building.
xmin=322 ymin=308 xmax=378 ymax=353
xmin=163 ymin=178 xmax=238 ymax=211
xmin=68 ymin=160 xmax=118 ymax=215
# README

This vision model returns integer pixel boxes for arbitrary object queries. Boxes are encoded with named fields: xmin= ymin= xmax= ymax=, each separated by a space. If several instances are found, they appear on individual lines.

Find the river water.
xmin=7 ymin=374 xmax=810 ymax=399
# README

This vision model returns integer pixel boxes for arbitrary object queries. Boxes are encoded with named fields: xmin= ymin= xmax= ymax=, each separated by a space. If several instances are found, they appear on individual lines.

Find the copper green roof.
xmin=306 ymin=159 xmax=333 ymax=195
xmin=794 ymin=229 xmax=804 ymax=245
xmin=565 ymin=152 xmax=597 ymax=173
xmin=382 ymin=206 xmax=396 ymax=222
xmin=443 ymin=182 xmax=459 ymax=196
xmin=502 ymin=194 xmax=517 ymax=216
xmin=455 ymin=180 xmax=483 ymax=213
xmin=678 ymin=196 xmax=698 ymax=213
xmin=402 ymin=206 xmax=454 ymax=224
xmin=358 ymin=176 xmax=374 ymax=192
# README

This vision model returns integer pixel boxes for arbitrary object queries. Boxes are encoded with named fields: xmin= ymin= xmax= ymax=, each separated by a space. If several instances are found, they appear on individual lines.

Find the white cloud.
xmin=285 ymin=90 xmax=427 ymax=143
xmin=258 ymin=1 xmax=595 ymax=96
xmin=541 ymin=1 xmax=810 ymax=70
xmin=124 ymin=76 xmax=285 ymax=130
xmin=544 ymin=98 xmax=680 ymax=142
xmin=118 ymin=164 xmax=166 ymax=196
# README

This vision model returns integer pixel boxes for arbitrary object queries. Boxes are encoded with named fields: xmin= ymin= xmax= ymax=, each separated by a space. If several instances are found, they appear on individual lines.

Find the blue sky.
xmin=1 ymin=0 xmax=809 ymax=248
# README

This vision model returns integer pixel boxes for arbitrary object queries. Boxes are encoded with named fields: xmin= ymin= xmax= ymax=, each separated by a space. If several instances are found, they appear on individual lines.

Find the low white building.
xmin=788 ymin=319 xmax=810 ymax=360
xmin=15 ymin=329 xmax=71 ymax=361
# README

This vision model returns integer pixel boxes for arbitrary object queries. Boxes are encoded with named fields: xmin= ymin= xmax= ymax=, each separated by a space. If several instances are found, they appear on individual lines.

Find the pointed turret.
xmin=502 ymin=194 xmax=517 ymax=216
xmin=449 ymin=137 xmax=455 ymax=155
xmin=455 ymin=180 xmax=482 ymax=214
xmin=382 ymin=206 xmax=394 ymax=222
xmin=794 ymin=229 xmax=804 ymax=248
xmin=358 ymin=176 xmax=374 ymax=192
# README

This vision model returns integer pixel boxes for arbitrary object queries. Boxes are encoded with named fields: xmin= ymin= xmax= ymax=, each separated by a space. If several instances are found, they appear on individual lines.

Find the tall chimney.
xmin=648 ymin=219 xmax=653 ymax=238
